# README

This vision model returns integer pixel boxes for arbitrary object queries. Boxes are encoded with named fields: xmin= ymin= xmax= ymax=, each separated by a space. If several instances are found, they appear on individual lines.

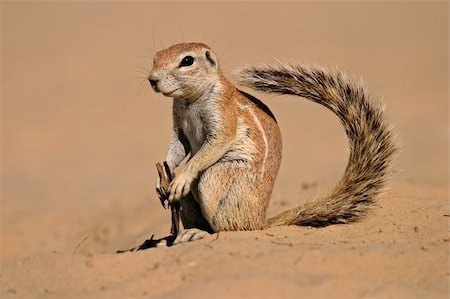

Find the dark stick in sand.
xmin=156 ymin=161 xmax=181 ymax=237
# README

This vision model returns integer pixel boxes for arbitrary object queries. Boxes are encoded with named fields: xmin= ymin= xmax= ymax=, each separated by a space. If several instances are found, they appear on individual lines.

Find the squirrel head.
xmin=148 ymin=43 xmax=220 ymax=101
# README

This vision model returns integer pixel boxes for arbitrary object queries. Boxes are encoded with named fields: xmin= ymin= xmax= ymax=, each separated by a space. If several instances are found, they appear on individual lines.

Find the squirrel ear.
xmin=205 ymin=50 xmax=217 ymax=67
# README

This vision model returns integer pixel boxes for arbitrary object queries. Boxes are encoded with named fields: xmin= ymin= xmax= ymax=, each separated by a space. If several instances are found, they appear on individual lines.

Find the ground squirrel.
xmin=148 ymin=42 xmax=397 ymax=244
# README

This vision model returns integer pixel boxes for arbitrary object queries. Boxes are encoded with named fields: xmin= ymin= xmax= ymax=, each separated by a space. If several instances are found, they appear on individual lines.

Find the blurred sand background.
xmin=1 ymin=1 xmax=448 ymax=298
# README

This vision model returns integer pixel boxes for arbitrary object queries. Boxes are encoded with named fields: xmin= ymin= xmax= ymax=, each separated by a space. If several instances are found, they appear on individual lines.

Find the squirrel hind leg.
xmin=173 ymin=228 xmax=210 ymax=244
xmin=196 ymin=162 xmax=267 ymax=232
xmin=180 ymin=193 xmax=213 ymax=233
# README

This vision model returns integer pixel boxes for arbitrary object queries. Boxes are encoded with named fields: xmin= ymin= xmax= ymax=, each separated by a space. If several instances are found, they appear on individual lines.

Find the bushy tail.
xmin=235 ymin=64 xmax=397 ymax=227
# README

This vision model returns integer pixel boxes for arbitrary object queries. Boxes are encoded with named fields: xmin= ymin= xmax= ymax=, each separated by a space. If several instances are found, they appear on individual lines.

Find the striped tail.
xmin=235 ymin=64 xmax=398 ymax=227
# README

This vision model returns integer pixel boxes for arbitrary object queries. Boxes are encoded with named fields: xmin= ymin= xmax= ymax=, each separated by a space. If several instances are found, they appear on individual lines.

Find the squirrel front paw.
xmin=168 ymin=169 xmax=195 ymax=202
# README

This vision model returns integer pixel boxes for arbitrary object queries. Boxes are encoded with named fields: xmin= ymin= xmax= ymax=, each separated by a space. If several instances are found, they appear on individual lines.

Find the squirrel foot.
xmin=173 ymin=228 xmax=210 ymax=244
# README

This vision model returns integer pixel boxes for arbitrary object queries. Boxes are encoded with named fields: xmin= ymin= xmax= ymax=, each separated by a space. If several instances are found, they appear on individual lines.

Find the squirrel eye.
xmin=179 ymin=55 xmax=194 ymax=67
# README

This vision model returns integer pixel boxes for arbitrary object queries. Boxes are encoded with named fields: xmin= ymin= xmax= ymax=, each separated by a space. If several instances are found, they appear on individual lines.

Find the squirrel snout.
xmin=148 ymin=78 xmax=159 ymax=91
xmin=148 ymin=72 xmax=160 ymax=92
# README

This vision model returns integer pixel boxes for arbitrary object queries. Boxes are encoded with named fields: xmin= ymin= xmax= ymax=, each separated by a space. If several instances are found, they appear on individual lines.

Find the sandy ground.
xmin=1 ymin=2 xmax=448 ymax=299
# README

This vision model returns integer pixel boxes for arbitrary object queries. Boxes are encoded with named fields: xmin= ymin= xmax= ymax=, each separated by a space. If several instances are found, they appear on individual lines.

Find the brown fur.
xmin=148 ymin=43 xmax=397 ymax=242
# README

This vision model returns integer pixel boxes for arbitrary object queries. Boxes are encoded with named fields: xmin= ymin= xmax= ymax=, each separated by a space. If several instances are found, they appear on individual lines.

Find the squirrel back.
xmin=235 ymin=64 xmax=398 ymax=227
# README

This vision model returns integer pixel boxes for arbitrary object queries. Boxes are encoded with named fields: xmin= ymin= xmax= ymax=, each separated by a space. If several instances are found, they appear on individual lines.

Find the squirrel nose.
xmin=149 ymin=78 xmax=159 ymax=89
xmin=148 ymin=71 xmax=161 ymax=92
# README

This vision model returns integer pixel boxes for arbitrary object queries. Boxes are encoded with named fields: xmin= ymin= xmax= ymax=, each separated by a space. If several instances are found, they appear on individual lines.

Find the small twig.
xmin=116 ymin=234 xmax=178 ymax=253
xmin=156 ymin=162 xmax=181 ymax=237
xmin=73 ymin=236 xmax=90 ymax=256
